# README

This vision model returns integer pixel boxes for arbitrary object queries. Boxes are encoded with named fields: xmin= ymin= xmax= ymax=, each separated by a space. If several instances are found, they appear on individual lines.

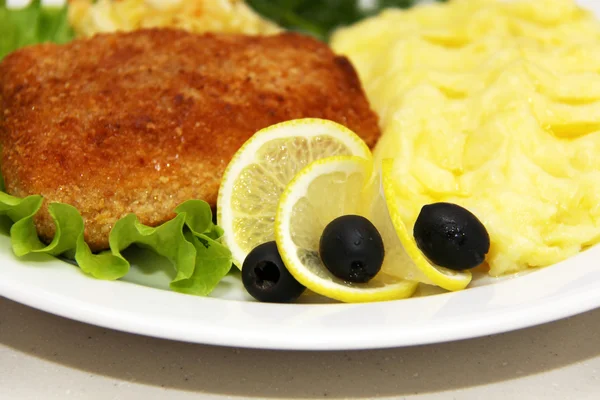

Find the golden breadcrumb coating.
xmin=0 ymin=29 xmax=381 ymax=251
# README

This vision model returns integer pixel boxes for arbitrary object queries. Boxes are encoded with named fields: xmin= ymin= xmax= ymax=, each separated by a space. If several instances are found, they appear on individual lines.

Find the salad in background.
xmin=0 ymin=0 xmax=444 ymax=59
xmin=0 ymin=0 xmax=73 ymax=59
xmin=244 ymin=0 xmax=447 ymax=40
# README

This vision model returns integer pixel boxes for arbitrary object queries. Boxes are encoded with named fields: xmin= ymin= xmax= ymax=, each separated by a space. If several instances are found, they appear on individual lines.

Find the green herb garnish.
xmin=247 ymin=0 xmax=447 ymax=41
xmin=0 ymin=0 xmax=74 ymax=59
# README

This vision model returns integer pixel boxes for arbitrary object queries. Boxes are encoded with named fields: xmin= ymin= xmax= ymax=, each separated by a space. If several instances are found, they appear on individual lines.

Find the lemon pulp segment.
xmin=218 ymin=119 xmax=371 ymax=268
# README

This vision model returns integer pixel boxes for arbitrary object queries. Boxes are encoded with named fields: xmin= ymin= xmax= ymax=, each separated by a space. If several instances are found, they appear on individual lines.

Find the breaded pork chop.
xmin=0 ymin=29 xmax=381 ymax=251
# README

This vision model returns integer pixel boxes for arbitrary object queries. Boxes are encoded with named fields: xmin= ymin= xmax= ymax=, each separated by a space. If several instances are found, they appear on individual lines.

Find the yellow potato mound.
xmin=68 ymin=0 xmax=281 ymax=37
xmin=332 ymin=0 xmax=600 ymax=276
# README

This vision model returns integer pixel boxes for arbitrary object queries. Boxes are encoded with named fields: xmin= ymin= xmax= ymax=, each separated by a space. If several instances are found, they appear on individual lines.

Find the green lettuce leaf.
xmin=171 ymin=231 xmax=233 ymax=295
xmin=1 ymin=0 xmax=75 ymax=59
xmin=0 ymin=190 xmax=232 ymax=296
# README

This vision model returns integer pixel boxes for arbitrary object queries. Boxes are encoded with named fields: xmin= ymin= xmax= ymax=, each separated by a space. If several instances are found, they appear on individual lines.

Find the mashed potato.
xmin=68 ymin=0 xmax=280 ymax=37
xmin=332 ymin=0 xmax=600 ymax=276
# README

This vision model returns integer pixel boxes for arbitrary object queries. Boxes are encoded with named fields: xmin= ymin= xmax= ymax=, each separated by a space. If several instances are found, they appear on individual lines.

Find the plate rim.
xmin=1 ymin=244 xmax=600 ymax=350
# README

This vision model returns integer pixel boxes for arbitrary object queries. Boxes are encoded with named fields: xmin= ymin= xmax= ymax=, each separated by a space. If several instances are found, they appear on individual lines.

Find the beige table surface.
xmin=1 ymin=297 xmax=599 ymax=399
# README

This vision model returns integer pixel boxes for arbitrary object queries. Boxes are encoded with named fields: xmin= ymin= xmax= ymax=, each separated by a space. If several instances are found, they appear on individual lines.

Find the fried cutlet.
xmin=0 ymin=29 xmax=381 ymax=251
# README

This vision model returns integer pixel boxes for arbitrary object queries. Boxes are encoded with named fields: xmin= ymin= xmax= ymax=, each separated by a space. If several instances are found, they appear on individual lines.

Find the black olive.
xmin=319 ymin=215 xmax=385 ymax=283
xmin=413 ymin=202 xmax=490 ymax=271
xmin=242 ymin=241 xmax=305 ymax=303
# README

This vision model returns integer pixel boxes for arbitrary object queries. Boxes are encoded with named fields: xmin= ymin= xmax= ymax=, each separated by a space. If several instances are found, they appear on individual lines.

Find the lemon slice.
xmin=380 ymin=159 xmax=472 ymax=291
xmin=218 ymin=119 xmax=372 ymax=268
xmin=274 ymin=156 xmax=418 ymax=303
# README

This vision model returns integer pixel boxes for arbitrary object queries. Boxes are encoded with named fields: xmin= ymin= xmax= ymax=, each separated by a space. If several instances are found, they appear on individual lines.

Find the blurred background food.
xmin=68 ymin=0 xmax=281 ymax=37
xmin=1 ymin=0 xmax=443 ymax=58
xmin=67 ymin=0 xmax=441 ymax=39
xmin=0 ymin=0 xmax=73 ymax=59
xmin=245 ymin=0 xmax=444 ymax=41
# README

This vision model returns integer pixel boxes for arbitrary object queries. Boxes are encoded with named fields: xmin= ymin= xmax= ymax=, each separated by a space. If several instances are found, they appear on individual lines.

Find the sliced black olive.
xmin=413 ymin=202 xmax=490 ymax=271
xmin=319 ymin=215 xmax=385 ymax=283
xmin=242 ymin=241 xmax=305 ymax=303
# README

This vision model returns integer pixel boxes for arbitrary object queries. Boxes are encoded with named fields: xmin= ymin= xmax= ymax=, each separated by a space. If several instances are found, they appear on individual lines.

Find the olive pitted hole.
xmin=242 ymin=241 xmax=305 ymax=303
xmin=253 ymin=260 xmax=280 ymax=290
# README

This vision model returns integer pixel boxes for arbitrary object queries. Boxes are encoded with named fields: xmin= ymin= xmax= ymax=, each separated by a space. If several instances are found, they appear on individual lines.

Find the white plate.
xmin=2 ymin=0 xmax=600 ymax=351
xmin=2 ymin=229 xmax=600 ymax=350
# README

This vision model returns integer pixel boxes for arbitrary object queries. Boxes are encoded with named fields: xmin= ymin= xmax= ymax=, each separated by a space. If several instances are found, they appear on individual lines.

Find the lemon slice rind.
xmin=381 ymin=159 xmax=472 ymax=291
xmin=275 ymin=156 xmax=418 ymax=303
